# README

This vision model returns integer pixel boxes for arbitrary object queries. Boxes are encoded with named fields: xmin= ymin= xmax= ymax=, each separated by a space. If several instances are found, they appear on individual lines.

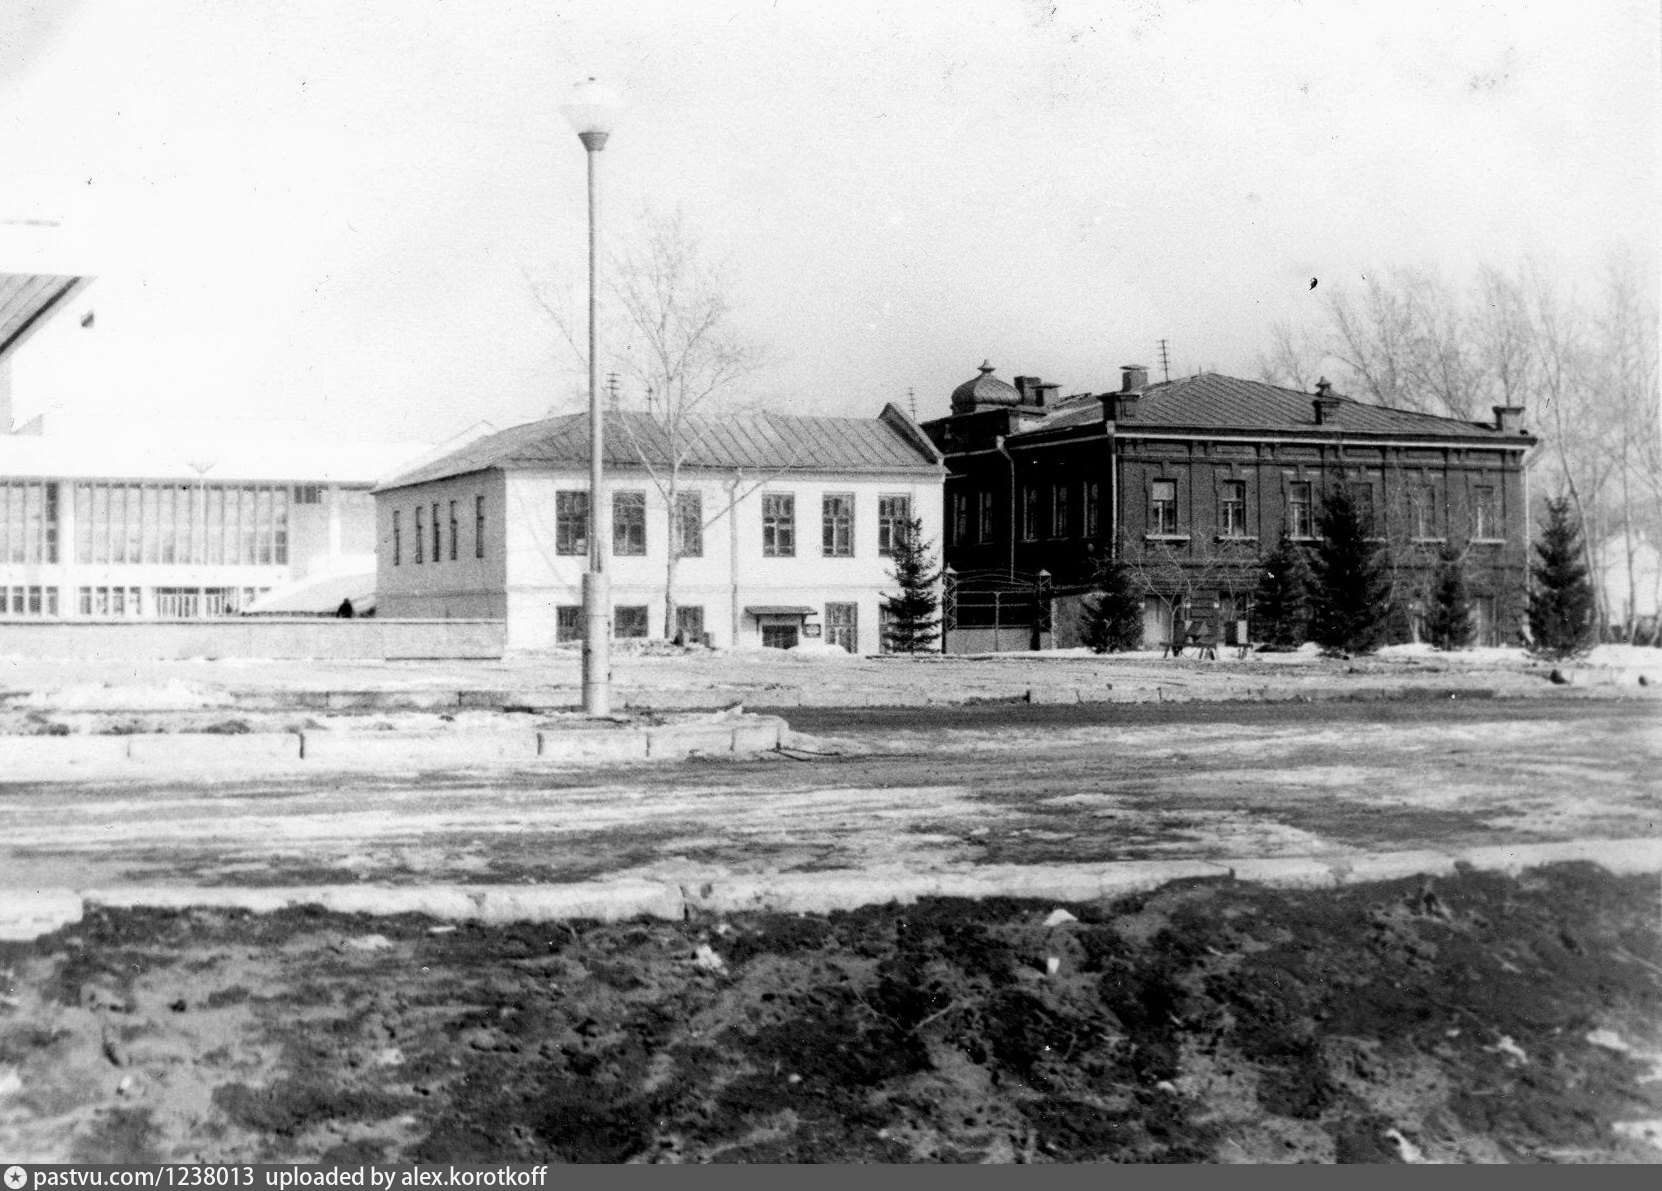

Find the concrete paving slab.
xmin=1455 ymin=837 xmax=1662 ymax=876
xmin=1331 ymin=850 xmax=1463 ymax=885
xmin=642 ymin=726 xmax=730 ymax=760
xmin=300 ymin=729 xmax=540 ymax=767
xmin=126 ymin=732 xmax=301 ymax=766
xmin=1213 ymin=856 xmax=1342 ymax=888
xmin=544 ymin=729 xmax=651 ymax=763
xmin=0 ymin=736 xmax=128 ymax=769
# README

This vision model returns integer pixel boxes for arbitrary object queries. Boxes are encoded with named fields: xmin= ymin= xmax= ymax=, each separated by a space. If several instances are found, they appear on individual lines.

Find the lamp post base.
xmin=581 ymin=570 xmax=610 ymax=716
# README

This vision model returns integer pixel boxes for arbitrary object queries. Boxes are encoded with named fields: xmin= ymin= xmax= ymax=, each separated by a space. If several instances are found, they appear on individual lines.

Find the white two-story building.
xmin=373 ymin=406 xmax=945 ymax=652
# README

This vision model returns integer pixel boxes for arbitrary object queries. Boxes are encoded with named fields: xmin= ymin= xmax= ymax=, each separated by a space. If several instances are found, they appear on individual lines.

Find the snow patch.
xmin=10 ymin=681 xmax=234 ymax=710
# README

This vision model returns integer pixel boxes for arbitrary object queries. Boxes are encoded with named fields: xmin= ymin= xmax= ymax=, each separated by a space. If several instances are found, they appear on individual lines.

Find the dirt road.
xmin=1 ymin=699 xmax=1655 ymax=890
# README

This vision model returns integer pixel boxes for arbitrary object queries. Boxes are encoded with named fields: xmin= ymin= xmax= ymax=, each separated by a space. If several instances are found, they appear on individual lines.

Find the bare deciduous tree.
xmin=534 ymin=209 xmax=789 ymax=638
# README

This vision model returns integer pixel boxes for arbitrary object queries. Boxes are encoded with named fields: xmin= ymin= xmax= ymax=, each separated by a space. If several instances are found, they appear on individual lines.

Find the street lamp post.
xmin=562 ymin=78 xmax=620 ymax=716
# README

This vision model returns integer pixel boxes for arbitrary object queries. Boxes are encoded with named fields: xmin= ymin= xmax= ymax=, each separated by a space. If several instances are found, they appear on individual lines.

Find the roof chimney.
xmin=1493 ymin=405 xmax=1525 ymax=434
xmin=1034 ymin=382 xmax=1060 ymax=408
xmin=1014 ymin=376 xmax=1039 ymax=405
xmin=1312 ymin=376 xmax=1340 ymax=425
xmin=1120 ymin=364 xmax=1149 ymax=393
xmin=1100 ymin=390 xmax=1139 ymax=421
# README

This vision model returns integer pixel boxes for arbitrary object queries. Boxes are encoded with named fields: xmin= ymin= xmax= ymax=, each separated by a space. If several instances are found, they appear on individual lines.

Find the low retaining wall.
xmin=0 ymin=618 xmax=506 ymax=660
xmin=0 ymin=716 xmax=785 ymax=779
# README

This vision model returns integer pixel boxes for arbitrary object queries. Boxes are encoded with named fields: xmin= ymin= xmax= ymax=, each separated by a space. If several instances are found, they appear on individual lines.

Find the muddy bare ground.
xmin=2 ymin=864 xmax=1659 ymax=1163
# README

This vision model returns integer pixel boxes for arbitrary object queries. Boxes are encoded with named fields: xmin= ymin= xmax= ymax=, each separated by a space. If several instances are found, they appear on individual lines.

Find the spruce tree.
xmin=1527 ymin=496 xmax=1596 ymax=659
xmin=1252 ymin=534 xmax=1313 ymax=650
xmin=1081 ymin=555 xmax=1144 ymax=653
xmin=1310 ymin=485 xmax=1393 ymax=655
xmin=881 ymin=518 xmax=942 ymax=654
xmin=1424 ymin=543 xmax=1474 ymax=650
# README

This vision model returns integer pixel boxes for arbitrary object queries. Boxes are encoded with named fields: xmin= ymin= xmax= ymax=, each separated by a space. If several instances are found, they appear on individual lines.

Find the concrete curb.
xmin=0 ymin=716 xmax=786 ymax=780
xmin=8 ymin=836 xmax=1658 ymax=941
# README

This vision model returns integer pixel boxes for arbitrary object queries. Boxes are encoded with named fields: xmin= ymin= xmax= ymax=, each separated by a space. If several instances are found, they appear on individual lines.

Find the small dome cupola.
xmin=950 ymin=360 xmax=1022 ymax=414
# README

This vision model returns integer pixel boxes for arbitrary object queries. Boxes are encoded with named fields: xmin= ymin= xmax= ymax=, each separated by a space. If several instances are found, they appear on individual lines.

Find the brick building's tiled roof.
xmin=379 ymin=406 xmax=941 ymax=490
xmin=1024 ymin=372 xmax=1529 ymax=442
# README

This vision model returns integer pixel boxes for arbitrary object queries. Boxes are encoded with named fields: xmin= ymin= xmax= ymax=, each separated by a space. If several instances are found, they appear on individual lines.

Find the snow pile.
xmin=9 ymin=681 xmax=235 ymax=711
xmin=784 ymin=641 xmax=856 ymax=660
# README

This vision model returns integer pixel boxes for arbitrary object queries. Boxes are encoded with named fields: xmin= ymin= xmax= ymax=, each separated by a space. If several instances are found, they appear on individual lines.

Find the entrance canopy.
xmin=743 ymin=605 xmax=817 ymax=617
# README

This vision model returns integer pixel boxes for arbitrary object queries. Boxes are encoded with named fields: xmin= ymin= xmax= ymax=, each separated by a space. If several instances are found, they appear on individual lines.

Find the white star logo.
xmin=4 ymin=1166 xmax=28 ymax=1191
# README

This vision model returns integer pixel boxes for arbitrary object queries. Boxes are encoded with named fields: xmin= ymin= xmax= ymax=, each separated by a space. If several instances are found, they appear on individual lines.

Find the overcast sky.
xmin=2 ymin=0 xmax=1656 ymax=442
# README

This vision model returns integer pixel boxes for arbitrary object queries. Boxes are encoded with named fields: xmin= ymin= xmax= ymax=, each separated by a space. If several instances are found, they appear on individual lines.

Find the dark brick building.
xmin=921 ymin=363 xmax=1536 ymax=650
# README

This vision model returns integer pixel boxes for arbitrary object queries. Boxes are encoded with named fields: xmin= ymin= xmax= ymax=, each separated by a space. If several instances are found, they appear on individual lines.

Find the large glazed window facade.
xmin=0 ymin=482 xmax=58 ymax=564
xmin=73 ymin=482 xmax=287 ymax=566
xmin=822 ymin=494 xmax=854 ymax=556
xmin=762 ymin=494 xmax=795 ymax=557
xmin=555 ymin=491 xmax=589 ymax=556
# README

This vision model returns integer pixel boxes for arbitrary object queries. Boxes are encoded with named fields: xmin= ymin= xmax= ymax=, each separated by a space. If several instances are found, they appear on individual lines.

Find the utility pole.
xmin=1158 ymin=339 xmax=1171 ymax=383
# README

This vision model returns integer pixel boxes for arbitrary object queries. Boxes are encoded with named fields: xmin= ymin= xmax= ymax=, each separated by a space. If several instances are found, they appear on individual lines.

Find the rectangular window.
xmin=1220 ymin=480 xmax=1247 ymax=537
xmin=878 ymin=601 xmax=896 ymax=654
xmin=761 ymin=623 xmax=799 ymax=650
xmin=475 ymin=495 xmax=486 ymax=558
xmin=555 ymin=605 xmax=582 ymax=642
xmin=613 ymin=491 xmax=647 ymax=556
xmin=614 ymin=605 xmax=650 ymax=639
xmin=978 ymin=490 xmax=996 ymax=543
xmin=1150 ymin=479 xmax=1178 ymax=535
xmin=1287 ymin=481 xmax=1313 ymax=539
xmin=1348 ymin=482 xmax=1376 ymax=536
xmin=1084 ymin=481 xmax=1100 ymax=539
xmin=762 ymin=493 xmax=795 ymax=557
xmin=1410 ymin=485 xmax=1438 ymax=539
xmin=1022 ymin=484 xmax=1041 ymax=541
xmin=392 ymin=510 xmax=401 ymax=566
xmin=822 ymin=494 xmax=854 ymax=556
xmin=414 ymin=506 xmax=425 ymax=563
xmin=555 ymin=491 xmax=589 ymax=556
xmin=448 ymin=500 xmax=458 ymax=561
xmin=949 ymin=492 xmax=968 ymax=545
xmin=1051 ymin=483 xmax=1070 ymax=538
xmin=878 ymin=495 xmax=911 ymax=556
xmin=430 ymin=501 xmax=441 ymax=563
xmin=825 ymin=602 xmax=858 ymax=653
xmin=1473 ymin=486 xmax=1498 ymax=539
xmin=293 ymin=485 xmax=322 ymax=504
xmin=675 ymin=604 xmax=705 ymax=643
xmin=672 ymin=491 xmax=703 ymax=558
